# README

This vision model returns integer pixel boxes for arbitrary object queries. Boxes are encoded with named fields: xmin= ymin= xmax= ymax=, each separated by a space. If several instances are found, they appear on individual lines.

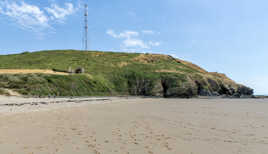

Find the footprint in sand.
xmin=71 ymin=128 xmax=77 ymax=131
xmin=88 ymin=144 xmax=96 ymax=148
xmin=148 ymin=151 xmax=154 ymax=154
xmin=144 ymin=145 xmax=151 ymax=150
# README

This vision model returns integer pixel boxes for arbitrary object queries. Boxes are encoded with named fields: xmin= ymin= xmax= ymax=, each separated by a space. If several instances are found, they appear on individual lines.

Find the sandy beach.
xmin=0 ymin=97 xmax=268 ymax=154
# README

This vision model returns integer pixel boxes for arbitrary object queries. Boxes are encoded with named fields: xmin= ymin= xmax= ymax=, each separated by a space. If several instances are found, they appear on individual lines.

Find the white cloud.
xmin=45 ymin=3 xmax=75 ymax=20
xmin=107 ymin=30 xmax=139 ymax=39
xmin=107 ymin=29 xmax=161 ymax=51
xmin=0 ymin=1 xmax=49 ymax=29
xmin=0 ymin=1 xmax=77 ymax=32
xmin=123 ymin=38 xmax=149 ymax=49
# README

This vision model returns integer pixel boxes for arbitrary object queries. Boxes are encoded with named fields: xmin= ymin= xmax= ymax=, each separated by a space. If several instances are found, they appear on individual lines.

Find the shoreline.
xmin=0 ymin=96 xmax=267 ymax=116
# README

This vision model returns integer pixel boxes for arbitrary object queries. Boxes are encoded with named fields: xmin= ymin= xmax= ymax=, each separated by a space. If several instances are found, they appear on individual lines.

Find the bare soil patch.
xmin=0 ymin=69 xmax=69 ymax=75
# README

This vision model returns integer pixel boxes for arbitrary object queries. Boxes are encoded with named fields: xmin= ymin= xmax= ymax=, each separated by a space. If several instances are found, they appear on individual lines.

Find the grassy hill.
xmin=0 ymin=50 xmax=253 ymax=97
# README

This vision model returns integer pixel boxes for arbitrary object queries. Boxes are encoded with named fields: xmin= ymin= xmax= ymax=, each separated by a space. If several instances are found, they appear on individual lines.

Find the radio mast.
xmin=84 ymin=4 xmax=88 ymax=51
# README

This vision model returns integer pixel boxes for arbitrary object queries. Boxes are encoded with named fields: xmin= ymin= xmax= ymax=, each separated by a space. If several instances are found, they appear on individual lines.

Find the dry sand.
xmin=0 ymin=97 xmax=268 ymax=154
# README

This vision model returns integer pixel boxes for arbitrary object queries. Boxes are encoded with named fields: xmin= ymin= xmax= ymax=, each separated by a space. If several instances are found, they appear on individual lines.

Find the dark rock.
xmin=75 ymin=68 xmax=85 ymax=74
xmin=237 ymin=86 xmax=254 ymax=96
xmin=207 ymin=78 xmax=220 ymax=92
xmin=218 ymin=84 xmax=233 ymax=95
xmin=195 ymin=81 xmax=211 ymax=96
xmin=232 ymin=92 xmax=241 ymax=98
xmin=229 ymin=87 xmax=236 ymax=95
xmin=211 ymin=91 xmax=220 ymax=96
xmin=199 ymin=88 xmax=212 ymax=96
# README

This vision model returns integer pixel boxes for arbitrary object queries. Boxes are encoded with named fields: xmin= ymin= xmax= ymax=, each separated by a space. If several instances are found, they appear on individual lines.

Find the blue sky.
xmin=0 ymin=0 xmax=267 ymax=94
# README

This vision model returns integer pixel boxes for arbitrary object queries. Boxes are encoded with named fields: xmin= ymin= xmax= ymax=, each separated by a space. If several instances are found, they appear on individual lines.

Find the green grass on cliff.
xmin=0 ymin=50 xmax=246 ymax=97
xmin=0 ymin=50 xmax=198 ymax=75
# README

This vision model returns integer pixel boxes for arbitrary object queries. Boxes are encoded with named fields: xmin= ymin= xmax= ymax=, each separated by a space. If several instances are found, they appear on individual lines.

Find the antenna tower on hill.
xmin=83 ymin=4 xmax=88 ymax=51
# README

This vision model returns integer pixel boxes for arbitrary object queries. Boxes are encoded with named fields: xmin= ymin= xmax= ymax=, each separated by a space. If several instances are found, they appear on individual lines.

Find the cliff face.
xmin=126 ymin=54 xmax=253 ymax=98
xmin=123 ymin=68 xmax=253 ymax=98
xmin=0 ymin=50 xmax=253 ymax=97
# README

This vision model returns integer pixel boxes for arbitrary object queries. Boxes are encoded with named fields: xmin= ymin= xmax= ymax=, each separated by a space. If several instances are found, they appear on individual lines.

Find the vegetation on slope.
xmin=0 ymin=74 xmax=113 ymax=96
xmin=0 ymin=50 xmax=253 ymax=97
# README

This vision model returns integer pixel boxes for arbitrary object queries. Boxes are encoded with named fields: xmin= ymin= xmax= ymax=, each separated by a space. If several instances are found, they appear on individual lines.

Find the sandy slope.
xmin=0 ymin=97 xmax=268 ymax=154
xmin=0 ymin=69 xmax=68 ymax=75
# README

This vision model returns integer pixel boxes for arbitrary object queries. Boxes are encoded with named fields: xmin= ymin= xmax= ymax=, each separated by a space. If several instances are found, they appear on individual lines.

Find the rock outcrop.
xmin=124 ymin=72 xmax=253 ymax=98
